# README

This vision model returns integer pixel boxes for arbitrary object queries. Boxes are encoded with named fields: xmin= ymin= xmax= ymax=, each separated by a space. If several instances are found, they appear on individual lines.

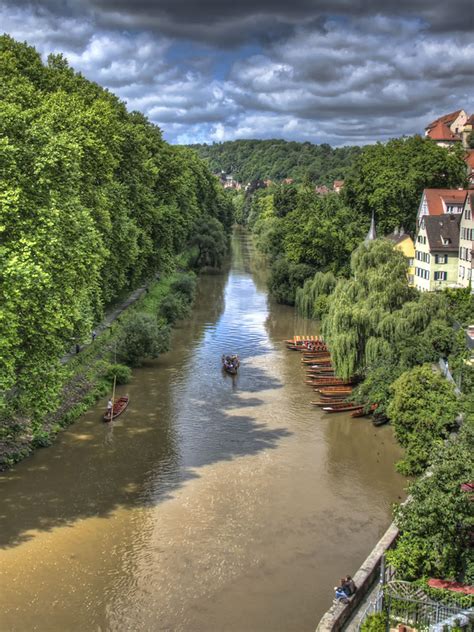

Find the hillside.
xmin=188 ymin=139 xmax=362 ymax=185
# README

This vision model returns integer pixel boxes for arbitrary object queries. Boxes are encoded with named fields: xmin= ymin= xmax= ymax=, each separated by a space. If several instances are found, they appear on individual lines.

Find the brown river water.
xmin=0 ymin=230 xmax=405 ymax=632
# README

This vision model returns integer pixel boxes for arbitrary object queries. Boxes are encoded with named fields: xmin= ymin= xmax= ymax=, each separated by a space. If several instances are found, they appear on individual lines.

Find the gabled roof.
xmin=385 ymin=232 xmax=412 ymax=246
xmin=424 ymin=214 xmax=460 ymax=252
xmin=422 ymin=189 xmax=468 ymax=216
xmin=425 ymin=110 xmax=463 ymax=131
xmin=426 ymin=120 xmax=461 ymax=141
xmin=465 ymin=114 xmax=474 ymax=126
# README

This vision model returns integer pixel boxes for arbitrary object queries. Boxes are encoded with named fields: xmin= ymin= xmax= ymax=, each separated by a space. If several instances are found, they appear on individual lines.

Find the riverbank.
xmin=0 ymin=269 xmax=193 ymax=470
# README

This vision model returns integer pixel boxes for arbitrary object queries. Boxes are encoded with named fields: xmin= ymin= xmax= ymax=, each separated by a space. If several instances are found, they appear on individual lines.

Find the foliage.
xmin=387 ymin=417 xmax=474 ymax=582
xmin=295 ymin=271 xmax=337 ymax=320
xmin=189 ymin=216 xmax=228 ymax=269
xmin=0 ymin=35 xmax=231 ymax=454
xmin=189 ymin=139 xmax=362 ymax=185
xmin=387 ymin=365 xmax=459 ymax=475
xmin=443 ymin=287 xmax=474 ymax=326
xmin=351 ymin=362 xmax=403 ymax=416
xmin=343 ymin=136 xmax=467 ymax=234
xmin=116 ymin=312 xmax=170 ymax=368
xmin=170 ymin=272 xmax=197 ymax=302
xmin=102 ymin=363 xmax=132 ymax=385
xmin=159 ymin=294 xmax=190 ymax=323
xmin=268 ymin=260 xmax=315 ymax=305
xmin=360 ymin=612 xmax=388 ymax=632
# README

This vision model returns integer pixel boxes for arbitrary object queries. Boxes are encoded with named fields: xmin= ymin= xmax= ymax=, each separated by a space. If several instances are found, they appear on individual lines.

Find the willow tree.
xmin=295 ymin=271 xmax=337 ymax=319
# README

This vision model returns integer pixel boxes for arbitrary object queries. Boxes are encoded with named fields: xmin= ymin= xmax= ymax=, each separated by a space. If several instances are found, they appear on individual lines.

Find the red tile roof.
xmin=426 ymin=120 xmax=461 ymax=141
xmin=423 ymin=189 xmax=468 ymax=216
xmin=425 ymin=109 xmax=463 ymax=131
xmin=465 ymin=114 xmax=474 ymax=126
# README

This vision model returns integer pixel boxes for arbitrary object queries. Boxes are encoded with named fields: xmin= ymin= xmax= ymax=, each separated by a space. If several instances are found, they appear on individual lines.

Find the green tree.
xmin=387 ymin=365 xmax=459 ymax=475
xmin=116 ymin=313 xmax=170 ymax=368
xmin=387 ymin=418 xmax=474 ymax=581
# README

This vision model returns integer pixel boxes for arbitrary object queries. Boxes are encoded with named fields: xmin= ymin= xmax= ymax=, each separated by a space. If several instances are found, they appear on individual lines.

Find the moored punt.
xmin=284 ymin=335 xmax=325 ymax=345
xmin=351 ymin=403 xmax=378 ymax=418
xmin=319 ymin=393 xmax=349 ymax=401
xmin=307 ymin=378 xmax=354 ymax=387
xmin=323 ymin=404 xmax=364 ymax=414
xmin=372 ymin=414 xmax=389 ymax=427
xmin=301 ymin=357 xmax=331 ymax=365
xmin=103 ymin=395 xmax=130 ymax=422
xmin=317 ymin=386 xmax=353 ymax=395
xmin=311 ymin=399 xmax=349 ymax=407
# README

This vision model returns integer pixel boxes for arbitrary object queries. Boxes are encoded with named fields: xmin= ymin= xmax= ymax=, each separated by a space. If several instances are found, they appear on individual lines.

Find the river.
xmin=0 ymin=230 xmax=405 ymax=632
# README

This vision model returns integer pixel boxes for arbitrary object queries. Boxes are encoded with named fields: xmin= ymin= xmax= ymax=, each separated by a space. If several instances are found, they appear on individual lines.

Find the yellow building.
xmin=414 ymin=215 xmax=460 ymax=291
xmin=385 ymin=230 xmax=415 ymax=286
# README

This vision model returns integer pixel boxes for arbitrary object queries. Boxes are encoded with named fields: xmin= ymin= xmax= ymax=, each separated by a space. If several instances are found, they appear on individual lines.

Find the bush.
xmin=159 ymin=294 xmax=190 ymax=324
xmin=269 ymin=259 xmax=315 ymax=305
xmin=103 ymin=363 xmax=132 ymax=385
xmin=360 ymin=612 xmax=388 ymax=632
xmin=116 ymin=312 xmax=170 ymax=367
xmin=170 ymin=273 xmax=196 ymax=302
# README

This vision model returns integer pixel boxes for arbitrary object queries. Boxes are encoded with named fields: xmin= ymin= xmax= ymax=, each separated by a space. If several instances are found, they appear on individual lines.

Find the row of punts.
xmin=285 ymin=335 xmax=388 ymax=425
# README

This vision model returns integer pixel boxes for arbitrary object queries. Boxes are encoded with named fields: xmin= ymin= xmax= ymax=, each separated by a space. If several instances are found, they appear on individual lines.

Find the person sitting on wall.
xmin=343 ymin=575 xmax=356 ymax=596
xmin=334 ymin=579 xmax=350 ymax=604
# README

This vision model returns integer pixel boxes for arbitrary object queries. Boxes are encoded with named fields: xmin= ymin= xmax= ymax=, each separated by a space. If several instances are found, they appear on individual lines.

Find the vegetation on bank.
xmin=238 ymin=135 xmax=465 ymax=306
xmin=238 ymin=134 xmax=471 ymax=586
xmin=0 ymin=35 xmax=232 ymax=468
xmin=188 ymin=139 xmax=362 ymax=185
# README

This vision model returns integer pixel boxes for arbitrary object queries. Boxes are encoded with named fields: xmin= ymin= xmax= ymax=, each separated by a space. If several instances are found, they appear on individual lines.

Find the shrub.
xmin=103 ymin=363 xmax=132 ymax=385
xmin=360 ymin=612 xmax=388 ymax=632
xmin=170 ymin=273 xmax=196 ymax=302
xmin=116 ymin=312 xmax=170 ymax=367
xmin=159 ymin=294 xmax=190 ymax=324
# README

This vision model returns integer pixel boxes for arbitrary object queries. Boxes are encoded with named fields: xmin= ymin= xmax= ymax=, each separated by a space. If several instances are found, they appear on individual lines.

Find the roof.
xmin=465 ymin=114 xmax=474 ymax=126
xmin=385 ymin=232 xmax=412 ymax=246
xmin=424 ymin=214 xmax=460 ymax=252
xmin=426 ymin=120 xmax=461 ymax=141
xmin=425 ymin=110 xmax=463 ymax=131
xmin=422 ymin=189 xmax=468 ymax=216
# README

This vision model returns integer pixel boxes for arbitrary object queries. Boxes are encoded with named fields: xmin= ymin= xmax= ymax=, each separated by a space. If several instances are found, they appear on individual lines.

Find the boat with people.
xmin=103 ymin=395 xmax=129 ymax=422
xmin=222 ymin=354 xmax=240 ymax=375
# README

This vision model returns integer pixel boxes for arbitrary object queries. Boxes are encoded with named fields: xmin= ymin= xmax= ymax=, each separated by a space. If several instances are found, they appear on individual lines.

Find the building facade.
xmin=414 ymin=215 xmax=460 ymax=291
xmin=458 ymin=192 xmax=474 ymax=288
xmin=385 ymin=230 xmax=415 ymax=286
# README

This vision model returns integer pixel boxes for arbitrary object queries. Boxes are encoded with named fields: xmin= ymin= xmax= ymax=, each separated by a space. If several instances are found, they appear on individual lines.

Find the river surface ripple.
xmin=0 ymin=230 xmax=405 ymax=632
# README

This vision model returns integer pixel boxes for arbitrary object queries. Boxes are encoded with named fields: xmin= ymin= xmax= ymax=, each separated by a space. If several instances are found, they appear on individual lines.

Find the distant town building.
xmin=217 ymin=172 xmax=242 ymax=190
xmin=333 ymin=180 xmax=344 ymax=193
xmin=425 ymin=110 xmax=472 ymax=148
xmin=414 ymin=214 xmax=460 ymax=291
xmin=465 ymin=150 xmax=474 ymax=188
xmin=385 ymin=229 xmax=415 ymax=286
xmin=458 ymin=192 xmax=474 ymax=288
xmin=416 ymin=188 xmax=467 ymax=226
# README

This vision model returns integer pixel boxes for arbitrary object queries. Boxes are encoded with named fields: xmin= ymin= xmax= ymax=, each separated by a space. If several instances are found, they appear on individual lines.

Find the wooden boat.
xmin=372 ymin=414 xmax=389 ymax=427
xmin=103 ymin=396 xmax=129 ymax=422
xmin=311 ymin=399 xmax=349 ymax=407
xmin=351 ymin=403 xmax=378 ymax=418
xmin=222 ymin=354 xmax=240 ymax=375
xmin=284 ymin=335 xmax=324 ymax=345
xmin=323 ymin=404 xmax=364 ymax=414
xmin=307 ymin=378 xmax=354 ymax=387
xmin=319 ymin=393 xmax=349 ymax=401
xmin=318 ymin=386 xmax=353 ymax=395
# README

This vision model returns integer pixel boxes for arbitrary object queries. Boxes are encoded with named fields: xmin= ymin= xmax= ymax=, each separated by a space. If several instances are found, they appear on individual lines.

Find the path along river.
xmin=0 ymin=230 xmax=406 ymax=632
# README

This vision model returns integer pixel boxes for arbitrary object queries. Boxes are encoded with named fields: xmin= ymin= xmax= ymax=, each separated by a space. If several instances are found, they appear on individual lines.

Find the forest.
xmin=189 ymin=139 xmax=362 ymax=185
xmin=0 ymin=35 xmax=233 ymax=466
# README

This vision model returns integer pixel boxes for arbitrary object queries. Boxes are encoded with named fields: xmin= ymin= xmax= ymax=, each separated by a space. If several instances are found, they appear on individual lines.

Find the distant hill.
xmin=187 ymin=139 xmax=362 ymax=185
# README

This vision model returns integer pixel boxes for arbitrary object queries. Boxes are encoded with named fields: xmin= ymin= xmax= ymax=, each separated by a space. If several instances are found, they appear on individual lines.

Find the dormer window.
xmin=441 ymin=236 xmax=450 ymax=245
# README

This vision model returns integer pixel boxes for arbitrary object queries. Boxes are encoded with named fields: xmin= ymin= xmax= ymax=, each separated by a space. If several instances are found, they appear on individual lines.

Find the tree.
xmin=387 ymin=417 xmax=474 ymax=582
xmin=387 ymin=365 xmax=459 ymax=475
xmin=343 ymin=136 xmax=467 ymax=234
xmin=189 ymin=216 xmax=228 ymax=268
xmin=116 ymin=313 xmax=170 ymax=368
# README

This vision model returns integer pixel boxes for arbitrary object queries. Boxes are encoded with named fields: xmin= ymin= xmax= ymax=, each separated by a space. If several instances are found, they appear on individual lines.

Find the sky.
xmin=1 ymin=0 xmax=473 ymax=145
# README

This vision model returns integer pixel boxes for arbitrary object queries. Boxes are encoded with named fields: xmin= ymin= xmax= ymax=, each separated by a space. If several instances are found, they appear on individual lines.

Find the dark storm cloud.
xmin=1 ymin=0 xmax=473 ymax=144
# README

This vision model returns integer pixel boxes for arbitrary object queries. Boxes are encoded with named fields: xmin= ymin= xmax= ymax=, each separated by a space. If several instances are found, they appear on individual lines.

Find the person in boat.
xmin=107 ymin=399 xmax=113 ymax=414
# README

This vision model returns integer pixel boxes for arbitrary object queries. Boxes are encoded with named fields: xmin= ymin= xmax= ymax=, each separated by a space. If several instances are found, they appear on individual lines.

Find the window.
xmin=434 ymin=271 xmax=447 ymax=281
xmin=466 ymin=208 xmax=472 ymax=220
xmin=435 ymin=254 xmax=447 ymax=264
xmin=408 ymin=258 xmax=414 ymax=266
xmin=460 ymin=266 xmax=465 ymax=278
